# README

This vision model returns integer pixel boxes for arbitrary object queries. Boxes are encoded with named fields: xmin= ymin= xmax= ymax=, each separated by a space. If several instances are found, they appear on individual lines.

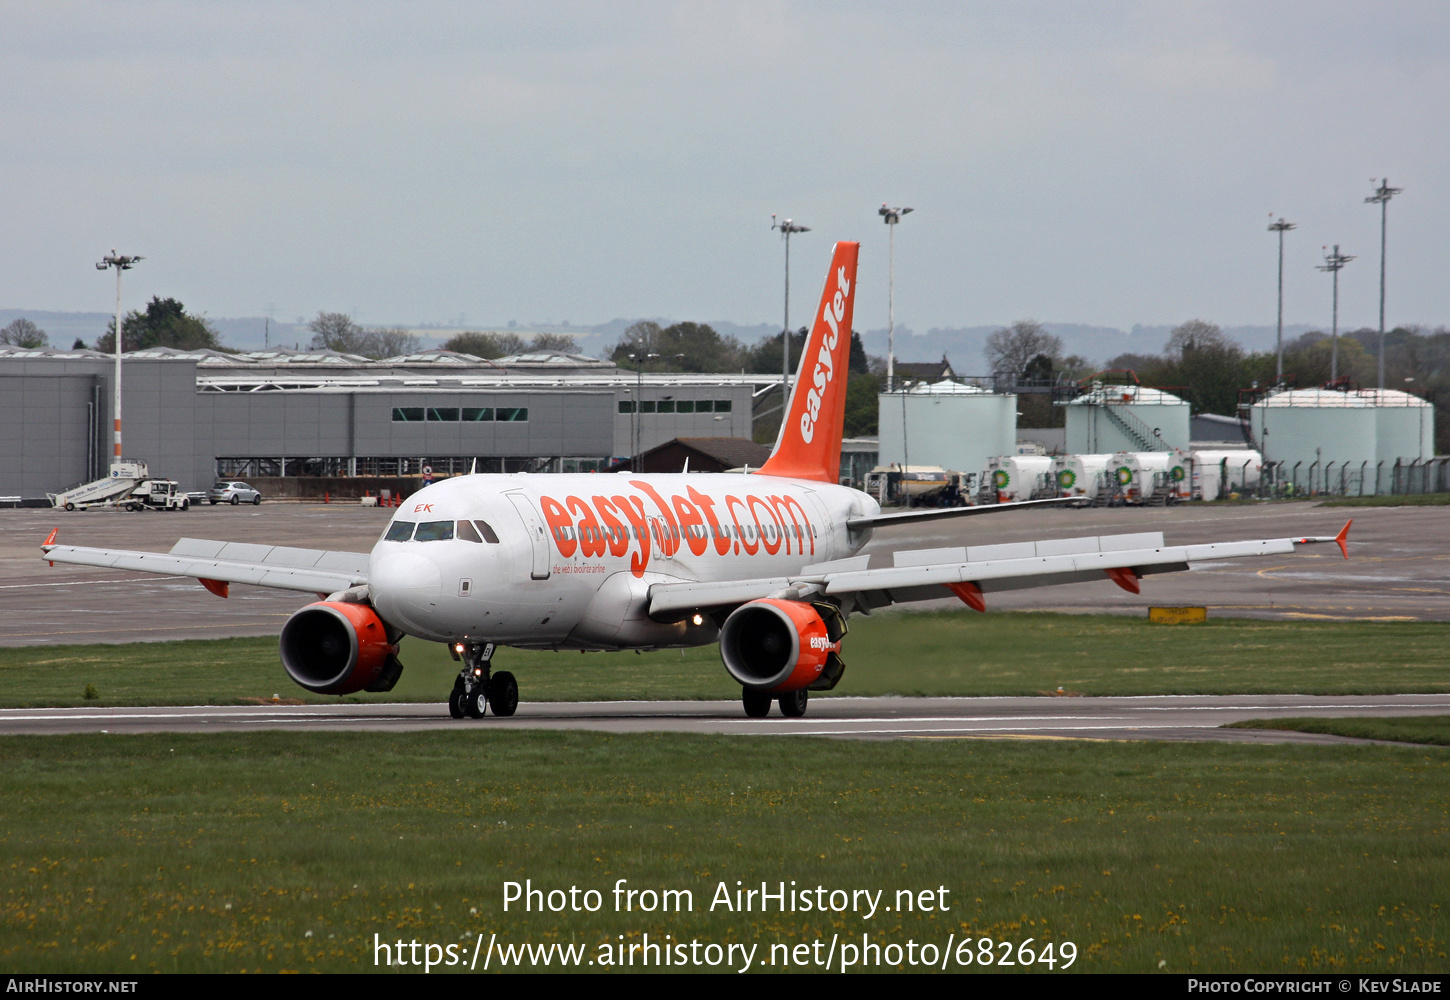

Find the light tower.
xmin=1268 ymin=215 xmax=1296 ymax=383
xmin=879 ymin=204 xmax=913 ymax=392
xmin=1364 ymin=178 xmax=1403 ymax=389
xmin=95 ymin=251 xmax=143 ymax=465
xmin=1316 ymin=245 xmax=1355 ymax=383
xmin=771 ymin=215 xmax=810 ymax=403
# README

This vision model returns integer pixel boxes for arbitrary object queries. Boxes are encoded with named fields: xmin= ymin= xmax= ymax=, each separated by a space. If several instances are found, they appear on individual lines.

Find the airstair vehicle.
xmin=47 ymin=461 xmax=187 ymax=511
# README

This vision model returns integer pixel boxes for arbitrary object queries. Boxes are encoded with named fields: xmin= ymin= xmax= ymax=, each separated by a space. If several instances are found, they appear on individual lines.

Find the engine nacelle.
xmin=719 ymin=599 xmax=846 ymax=693
xmin=279 ymin=601 xmax=404 ymax=695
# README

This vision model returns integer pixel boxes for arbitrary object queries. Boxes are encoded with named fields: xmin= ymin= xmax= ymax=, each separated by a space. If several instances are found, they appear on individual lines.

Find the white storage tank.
xmin=1191 ymin=450 xmax=1262 ymax=501
xmin=878 ymin=380 xmax=1016 ymax=478
xmin=984 ymin=454 xmax=1054 ymax=502
xmin=1063 ymin=383 xmax=1191 ymax=455
xmin=1053 ymin=453 xmax=1112 ymax=500
xmin=1247 ymin=387 xmax=1430 ymax=494
xmin=1108 ymin=451 xmax=1189 ymax=503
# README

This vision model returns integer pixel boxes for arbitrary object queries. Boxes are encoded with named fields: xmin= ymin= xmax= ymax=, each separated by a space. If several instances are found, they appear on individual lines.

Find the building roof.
xmin=1253 ymin=387 xmax=1430 ymax=409
xmin=894 ymin=355 xmax=955 ymax=381
xmin=1067 ymin=384 xmax=1187 ymax=406
xmin=618 ymin=437 xmax=773 ymax=473
xmin=670 ymin=437 xmax=773 ymax=468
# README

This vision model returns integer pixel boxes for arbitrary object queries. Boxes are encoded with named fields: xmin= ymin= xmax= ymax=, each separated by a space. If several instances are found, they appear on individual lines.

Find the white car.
xmin=207 ymin=481 xmax=262 ymax=505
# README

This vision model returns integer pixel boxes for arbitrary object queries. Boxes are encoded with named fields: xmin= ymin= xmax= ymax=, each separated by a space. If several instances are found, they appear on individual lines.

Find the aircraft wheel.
xmin=448 ymin=686 xmax=466 ymax=719
xmin=779 ymin=690 xmax=809 ymax=718
xmin=230 ymin=495 xmax=239 ymax=505
xmin=488 ymin=671 xmax=518 ymax=718
xmin=742 ymin=688 xmax=772 ymax=718
xmin=64 ymin=503 xmax=75 ymax=512
xmin=464 ymin=688 xmax=488 ymax=719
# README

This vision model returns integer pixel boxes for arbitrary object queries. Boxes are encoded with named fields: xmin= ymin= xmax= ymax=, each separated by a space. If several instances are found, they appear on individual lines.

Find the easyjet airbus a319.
xmin=41 ymin=242 xmax=1349 ymax=719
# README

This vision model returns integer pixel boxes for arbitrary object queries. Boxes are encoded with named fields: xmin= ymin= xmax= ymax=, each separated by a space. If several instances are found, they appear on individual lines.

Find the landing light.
xmin=454 ymin=643 xmax=465 ymax=655
xmin=691 ymin=614 xmax=703 ymax=626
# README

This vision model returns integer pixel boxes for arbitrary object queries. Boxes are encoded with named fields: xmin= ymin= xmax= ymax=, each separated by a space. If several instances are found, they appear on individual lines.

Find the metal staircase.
xmin=1101 ymin=403 xmax=1167 ymax=452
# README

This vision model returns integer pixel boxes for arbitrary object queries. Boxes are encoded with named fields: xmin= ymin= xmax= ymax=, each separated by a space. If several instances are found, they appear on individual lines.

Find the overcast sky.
xmin=4 ymin=2 xmax=1447 ymax=336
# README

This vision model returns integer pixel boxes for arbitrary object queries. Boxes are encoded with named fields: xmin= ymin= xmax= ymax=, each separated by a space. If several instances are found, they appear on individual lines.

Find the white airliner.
xmin=41 ymin=241 xmax=1349 ymax=719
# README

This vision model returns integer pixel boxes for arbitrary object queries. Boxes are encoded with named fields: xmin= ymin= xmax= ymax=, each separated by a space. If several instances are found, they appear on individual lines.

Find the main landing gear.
xmin=741 ymin=687 xmax=809 ymax=718
xmin=449 ymin=642 xmax=518 ymax=720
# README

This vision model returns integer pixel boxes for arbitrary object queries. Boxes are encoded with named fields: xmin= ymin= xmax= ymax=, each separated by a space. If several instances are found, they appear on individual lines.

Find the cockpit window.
xmin=414 ymin=520 xmax=455 ymax=542
xmin=475 ymin=520 xmax=500 ymax=543
xmin=457 ymin=520 xmax=483 ymax=543
xmin=383 ymin=520 xmax=415 ymax=542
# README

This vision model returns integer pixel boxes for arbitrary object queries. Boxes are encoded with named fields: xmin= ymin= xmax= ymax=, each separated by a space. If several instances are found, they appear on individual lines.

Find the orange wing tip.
xmin=1336 ymin=519 xmax=1352 ymax=560
xmin=42 ymin=527 xmax=58 ymax=566
xmin=198 ymin=578 xmax=229 ymax=599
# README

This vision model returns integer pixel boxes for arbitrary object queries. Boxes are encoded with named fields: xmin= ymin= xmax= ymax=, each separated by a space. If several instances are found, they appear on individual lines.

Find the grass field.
xmin=2 ymin=612 xmax=1447 ymax=708
xmin=0 ymin=731 xmax=1445 ymax=974
xmin=1228 ymin=716 xmax=1450 ymax=747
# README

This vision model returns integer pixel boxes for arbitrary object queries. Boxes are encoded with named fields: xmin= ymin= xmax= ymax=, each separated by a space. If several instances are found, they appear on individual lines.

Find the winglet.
xmin=42 ymin=528 xmax=57 ymax=566
xmin=1336 ymin=519 xmax=1351 ymax=560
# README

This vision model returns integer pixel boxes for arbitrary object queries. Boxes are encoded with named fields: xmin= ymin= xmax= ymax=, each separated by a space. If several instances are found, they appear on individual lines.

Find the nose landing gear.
xmin=449 ymin=642 xmax=519 ymax=719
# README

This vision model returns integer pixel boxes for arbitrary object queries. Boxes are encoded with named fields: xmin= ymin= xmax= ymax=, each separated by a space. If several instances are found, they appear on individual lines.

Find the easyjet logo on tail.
xmin=757 ymin=241 xmax=859 ymax=483
xmin=799 ymin=264 xmax=852 ymax=445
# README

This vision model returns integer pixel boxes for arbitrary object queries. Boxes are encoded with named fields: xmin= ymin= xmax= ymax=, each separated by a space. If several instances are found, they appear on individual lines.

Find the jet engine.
xmin=279 ymin=601 xmax=404 ymax=695
xmin=718 ymin=599 xmax=847 ymax=693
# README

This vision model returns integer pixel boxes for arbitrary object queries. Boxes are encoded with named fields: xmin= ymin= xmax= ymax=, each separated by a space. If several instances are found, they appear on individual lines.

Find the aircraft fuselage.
xmin=368 ymin=472 xmax=879 ymax=649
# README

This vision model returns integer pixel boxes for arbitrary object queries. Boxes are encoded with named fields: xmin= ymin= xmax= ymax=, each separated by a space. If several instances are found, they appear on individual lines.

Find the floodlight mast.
xmin=1316 ymin=245 xmax=1355 ymax=383
xmin=879 ymin=204 xmax=913 ymax=392
xmin=1365 ymin=178 xmax=1403 ymax=390
xmin=1268 ymin=216 xmax=1296 ymax=383
xmin=95 ymin=251 xmax=143 ymax=464
xmin=771 ymin=215 xmax=810 ymax=405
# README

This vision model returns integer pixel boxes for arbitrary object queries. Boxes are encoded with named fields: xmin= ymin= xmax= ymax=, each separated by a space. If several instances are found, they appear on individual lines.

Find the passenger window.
xmin=414 ymin=520 xmax=455 ymax=542
xmin=474 ymin=521 xmax=500 ymax=544
xmin=384 ymin=521 xmax=415 ymax=542
xmin=457 ymin=520 xmax=483 ymax=543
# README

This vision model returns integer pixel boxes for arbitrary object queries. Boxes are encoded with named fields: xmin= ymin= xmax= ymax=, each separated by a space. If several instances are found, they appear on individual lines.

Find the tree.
xmin=528 ymin=333 xmax=580 ymax=353
xmin=611 ymin=321 xmax=744 ymax=373
xmin=95 ymin=297 xmax=222 ymax=352
xmin=307 ymin=312 xmax=367 ymax=353
xmin=1165 ymin=319 xmax=1234 ymax=359
xmin=745 ymin=327 xmax=808 ymax=376
xmin=843 ymin=372 xmax=881 ymax=437
xmin=0 ymin=318 xmax=47 ymax=348
xmin=986 ymin=320 xmax=1063 ymax=374
xmin=848 ymin=330 xmax=870 ymax=375
xmin=308 ymin=313 xmax=422 ymax=359
xmin=368 ymin=327 xmax=422 ymax=358
xmin=443 ymin=331 xmax=528 ymax=358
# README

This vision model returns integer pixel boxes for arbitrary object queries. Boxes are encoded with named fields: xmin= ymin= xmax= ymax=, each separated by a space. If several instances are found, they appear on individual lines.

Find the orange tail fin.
xmin=757 ymin=241 xmax=860 ymax=483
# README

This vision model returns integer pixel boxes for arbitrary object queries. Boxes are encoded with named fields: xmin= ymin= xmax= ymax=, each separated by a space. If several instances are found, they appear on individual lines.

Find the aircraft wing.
xmin=845 ymin=496 xmax=1076 ymax=530
xmin=41 ymin=535 xmax=369 ymax=597
xmin=647 ymin=524 xmax=1350 ymax=619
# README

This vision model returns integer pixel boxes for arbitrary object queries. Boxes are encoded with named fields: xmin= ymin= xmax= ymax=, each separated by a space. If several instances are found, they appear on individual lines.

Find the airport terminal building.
xmin=0 ymin=346 xmax=768 ymax=499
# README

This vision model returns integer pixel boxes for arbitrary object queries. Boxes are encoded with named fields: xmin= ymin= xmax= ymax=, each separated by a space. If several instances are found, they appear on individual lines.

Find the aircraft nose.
xmin=370 ymin=552 xmax=443 ymax=634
